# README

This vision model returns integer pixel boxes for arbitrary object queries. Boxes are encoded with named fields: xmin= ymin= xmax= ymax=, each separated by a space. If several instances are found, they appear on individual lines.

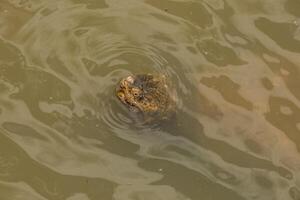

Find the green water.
xmin=0 ymin=0 xmax=300 ymax=199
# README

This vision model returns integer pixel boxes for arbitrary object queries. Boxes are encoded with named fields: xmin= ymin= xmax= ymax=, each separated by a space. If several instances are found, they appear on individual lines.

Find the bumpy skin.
xmin=116 ymin=74 xmax=176 ymax=122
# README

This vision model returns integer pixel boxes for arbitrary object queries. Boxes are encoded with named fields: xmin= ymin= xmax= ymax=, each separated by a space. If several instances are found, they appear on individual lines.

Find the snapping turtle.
xmin=116 ymin=74 xmax=176 ymax=123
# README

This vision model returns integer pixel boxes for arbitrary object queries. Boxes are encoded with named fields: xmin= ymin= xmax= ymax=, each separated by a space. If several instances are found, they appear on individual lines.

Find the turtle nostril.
xmin=133 ymin=92 xmax=138 ymax=97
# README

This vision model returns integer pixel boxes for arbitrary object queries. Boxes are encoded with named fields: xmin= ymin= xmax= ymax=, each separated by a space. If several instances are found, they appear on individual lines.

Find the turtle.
xmin=116 ymin=74 xmax=176 ymax=123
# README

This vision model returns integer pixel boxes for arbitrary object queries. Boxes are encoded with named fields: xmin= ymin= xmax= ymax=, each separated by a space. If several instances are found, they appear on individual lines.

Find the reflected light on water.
xmin=0 ymin=0 xmax=300 ymax=199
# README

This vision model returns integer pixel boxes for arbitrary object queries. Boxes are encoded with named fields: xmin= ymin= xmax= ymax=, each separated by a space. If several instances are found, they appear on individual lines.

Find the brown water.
xmin=0 ymin=0 xmax=300 ymax=199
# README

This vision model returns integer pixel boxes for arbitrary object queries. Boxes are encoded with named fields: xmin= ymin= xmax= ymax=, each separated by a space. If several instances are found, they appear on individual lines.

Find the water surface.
xmin=0 ymin=0 xmax=300 ymax=199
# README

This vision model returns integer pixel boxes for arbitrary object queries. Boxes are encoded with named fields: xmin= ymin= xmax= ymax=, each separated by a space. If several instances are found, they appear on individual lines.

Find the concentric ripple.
xmin=14 ymin=3 xmax=196 ymax=132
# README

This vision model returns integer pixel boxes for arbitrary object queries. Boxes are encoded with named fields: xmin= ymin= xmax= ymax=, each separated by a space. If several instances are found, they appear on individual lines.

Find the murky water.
xmin=0 ymin=0 xmax=300 ymax=199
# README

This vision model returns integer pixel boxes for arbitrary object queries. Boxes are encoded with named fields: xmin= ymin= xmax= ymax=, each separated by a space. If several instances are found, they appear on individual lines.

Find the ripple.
xmin=14 ymin=3 xmax=194 ymax=123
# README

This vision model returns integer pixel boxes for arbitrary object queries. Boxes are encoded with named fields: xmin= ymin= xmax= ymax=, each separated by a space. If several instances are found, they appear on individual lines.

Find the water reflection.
xmin=0 ymin=0 xmax=300 ymax=199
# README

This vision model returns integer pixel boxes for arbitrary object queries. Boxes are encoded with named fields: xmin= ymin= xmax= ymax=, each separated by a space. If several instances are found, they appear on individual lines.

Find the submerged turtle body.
xmin=116 ymin=74 xmax=176 ymax=123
